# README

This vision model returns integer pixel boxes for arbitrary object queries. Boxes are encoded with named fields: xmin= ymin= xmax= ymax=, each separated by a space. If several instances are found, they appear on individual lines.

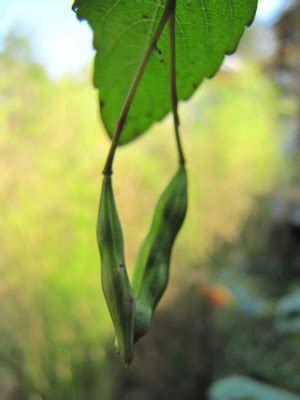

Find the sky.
xmin=0 ymin=0 xmax=288 ymax=78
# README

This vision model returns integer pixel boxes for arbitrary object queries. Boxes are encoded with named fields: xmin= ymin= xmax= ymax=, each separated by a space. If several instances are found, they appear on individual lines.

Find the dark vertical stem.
xmin=169 ymin=0 xmax=185 ymax=166
xmin=103 ymin=0 xmax=175 ymax=176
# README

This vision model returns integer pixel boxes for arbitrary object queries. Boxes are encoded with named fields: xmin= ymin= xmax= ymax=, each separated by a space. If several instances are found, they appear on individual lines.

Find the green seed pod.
xmin=97 ymin=176 xmax=135 ymax=366
xmin=132 ymin=166 xmax=188 ymax=342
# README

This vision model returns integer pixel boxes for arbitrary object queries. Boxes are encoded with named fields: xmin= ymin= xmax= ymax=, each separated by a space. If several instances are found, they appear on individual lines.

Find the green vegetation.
xmin=97 ymin=175 xmax=135 ymax=366
xmin=73 ymin=1 xmax=261 ymax=358
xmin=2 ymin=31 xmax=298 ymax=400
xmin=73 ymin=0 xmax=257 ymax=144
xmin=210 ymin=376 xmax=300 ymax=400
xmin=132 ymin=166 xmax=187 ymax=343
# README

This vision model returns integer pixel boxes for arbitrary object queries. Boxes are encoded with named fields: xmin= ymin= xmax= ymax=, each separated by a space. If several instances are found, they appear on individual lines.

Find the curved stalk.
xmin=103 ymin=0 xmax=176 ymax=176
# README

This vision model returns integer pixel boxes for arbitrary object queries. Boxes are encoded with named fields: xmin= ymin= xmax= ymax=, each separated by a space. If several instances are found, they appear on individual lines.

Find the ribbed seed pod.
xmin=97 ymin=176 xmax=135 ymax=366
xmin=132 ymin=166 xmax=188 ymax=342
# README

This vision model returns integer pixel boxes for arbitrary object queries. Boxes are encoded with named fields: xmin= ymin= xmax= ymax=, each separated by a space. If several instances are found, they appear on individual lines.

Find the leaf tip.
xmin=71 ymin=1 xmax=78 ymax=13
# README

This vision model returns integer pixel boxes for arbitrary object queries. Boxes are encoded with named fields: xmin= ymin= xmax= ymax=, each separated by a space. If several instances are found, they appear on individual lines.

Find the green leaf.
xmin=209 ymin=376 xmax=300 ymax=400
xmin=73 ymin=0 xmax=258 ymax=145
xmin=275 ymin=288 xmax=300 ymax=334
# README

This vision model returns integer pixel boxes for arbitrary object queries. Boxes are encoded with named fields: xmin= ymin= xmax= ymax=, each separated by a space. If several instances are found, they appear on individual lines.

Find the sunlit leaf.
xmin=73 ymin=0 xmax=258 ymax=144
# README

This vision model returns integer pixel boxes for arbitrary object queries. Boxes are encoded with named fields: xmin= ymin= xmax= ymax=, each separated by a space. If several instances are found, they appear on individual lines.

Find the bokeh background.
xmin=1 ymin=1 xmax=300 ymax=399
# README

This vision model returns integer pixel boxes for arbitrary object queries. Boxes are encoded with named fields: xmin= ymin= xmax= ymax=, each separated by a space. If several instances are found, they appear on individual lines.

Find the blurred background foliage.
xmin=1 ymin=5 xmax=300 ymax=399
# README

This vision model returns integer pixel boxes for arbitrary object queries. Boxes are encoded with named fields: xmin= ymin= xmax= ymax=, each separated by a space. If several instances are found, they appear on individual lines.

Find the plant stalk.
xmin=103 ymin=0 xmax=176 ymax=176
xmin=169 ymin=0 xmax=185 ymax=166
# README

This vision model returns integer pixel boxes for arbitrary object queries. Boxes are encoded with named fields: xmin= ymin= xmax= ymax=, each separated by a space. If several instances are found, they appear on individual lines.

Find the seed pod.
xmin=132 ymin=166 xmax=188 ymax=341
xmin=97 ymin=176 xmax=135 ymax=365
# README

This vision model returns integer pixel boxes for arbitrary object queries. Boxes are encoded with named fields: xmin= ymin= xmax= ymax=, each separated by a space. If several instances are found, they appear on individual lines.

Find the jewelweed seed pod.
xmin=133 ymin=166 xmax=188 ymax=342
xmin=97 ymin=176 xmax=135 ymax=366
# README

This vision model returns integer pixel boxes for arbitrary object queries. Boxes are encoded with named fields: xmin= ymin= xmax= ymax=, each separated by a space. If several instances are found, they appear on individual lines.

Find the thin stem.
xmin=103 ymin=0 xmax=175 ymax=176
xmin=169 ymin=0 xmax=185 ymax=166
